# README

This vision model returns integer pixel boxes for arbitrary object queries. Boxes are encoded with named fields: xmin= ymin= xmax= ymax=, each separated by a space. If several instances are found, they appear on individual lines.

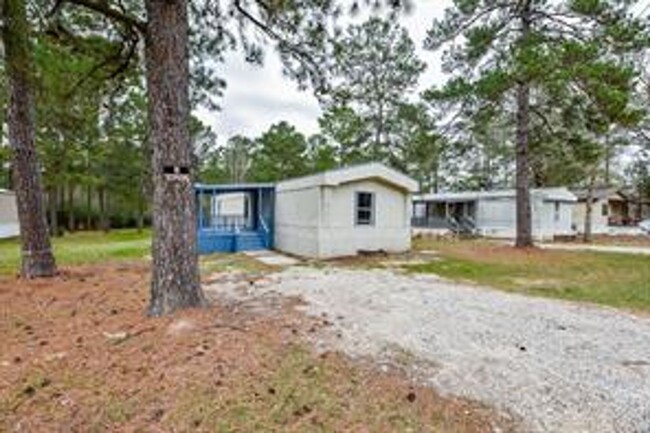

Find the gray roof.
xmin=415 ymin=187 xmax=577 ymax=203
xmin=194 ymin=183 xmax=275 ymax=192
xmin=572 ymin=187 xmax=626 ymax=201
xmin=276 ymin=162 xmax=419 ymax=193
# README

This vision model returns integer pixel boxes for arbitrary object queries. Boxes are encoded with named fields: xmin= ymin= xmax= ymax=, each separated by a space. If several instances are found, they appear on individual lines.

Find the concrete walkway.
xmin=540 ymin=243 xmax=650 ymax=256
xmin=243 ymin=250 xmax=301 ymax=266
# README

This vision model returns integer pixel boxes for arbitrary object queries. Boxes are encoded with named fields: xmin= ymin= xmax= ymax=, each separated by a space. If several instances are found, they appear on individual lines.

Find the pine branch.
xmin=232 ymin=0 xmax=322 ymax=78
xmin=427 ymin=2 xmax=512 ymax=50
xmin=51 ymin=0 xmax=146 ymax=35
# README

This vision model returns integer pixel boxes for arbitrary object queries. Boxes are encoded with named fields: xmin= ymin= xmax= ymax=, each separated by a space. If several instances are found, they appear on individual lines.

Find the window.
xmin=355 ymin=192 xmax=375 ymax=226
xmin=554 ymin=202 xmax=560 ymax=222
xmin=601 ymin=203 xmax=609 ymax=217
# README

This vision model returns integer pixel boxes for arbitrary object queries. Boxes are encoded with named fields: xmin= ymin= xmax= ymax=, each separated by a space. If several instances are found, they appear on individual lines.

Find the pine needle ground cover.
xmin=0 ymin=263 xmax=513 ymax=432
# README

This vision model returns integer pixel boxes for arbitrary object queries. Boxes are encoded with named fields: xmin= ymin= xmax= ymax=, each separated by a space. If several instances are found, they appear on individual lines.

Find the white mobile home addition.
xmin=274 ymin=163 xmax=418 ymax=258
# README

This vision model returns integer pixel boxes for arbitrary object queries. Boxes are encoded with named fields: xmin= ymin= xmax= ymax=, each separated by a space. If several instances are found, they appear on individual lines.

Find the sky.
xmin=196 ymin=1 xmax=453 ymax=145
xmin=197 ymin=0 xmax=650 ymax=147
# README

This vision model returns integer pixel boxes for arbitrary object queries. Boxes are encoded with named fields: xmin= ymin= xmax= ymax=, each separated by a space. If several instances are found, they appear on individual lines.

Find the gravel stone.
xmin=215 ymin=267 xmax=650 ymax=433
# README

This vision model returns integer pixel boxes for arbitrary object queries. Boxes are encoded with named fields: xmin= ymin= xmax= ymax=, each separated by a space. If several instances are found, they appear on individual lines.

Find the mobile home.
xmin=274 ymin=163 xmax=417 ymax=258
xmin=196 ymin=163 xmax=418 ymax=258
xmin=413 ymin=188 xmax=577 ymax=241
xmin=572 ymin=187 xmax=650 ymax=235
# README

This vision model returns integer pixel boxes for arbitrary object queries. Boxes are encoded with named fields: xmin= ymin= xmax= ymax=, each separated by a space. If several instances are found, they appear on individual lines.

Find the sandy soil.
xmin=0 ymin=263 xmax=511 ymax=432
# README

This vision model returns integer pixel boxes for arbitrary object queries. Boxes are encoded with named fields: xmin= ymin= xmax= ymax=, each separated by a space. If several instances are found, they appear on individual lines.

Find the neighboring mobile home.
xmin=572 ymin=187 xmax=650 ymax=235
xmin=0 ymin=189 xmax=20 ymax=239
xmin=196 ymin=163 xmax=418 ymax=258
xmin=413 ymin=187 xmax=577 ymax=241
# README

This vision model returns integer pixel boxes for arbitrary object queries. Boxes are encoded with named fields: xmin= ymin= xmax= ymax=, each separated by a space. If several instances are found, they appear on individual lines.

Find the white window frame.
xmin=355 ymin=191 xmax=375 ymax=226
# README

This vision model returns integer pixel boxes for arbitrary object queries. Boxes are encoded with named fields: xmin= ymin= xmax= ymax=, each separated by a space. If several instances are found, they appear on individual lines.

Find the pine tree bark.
xmin=144 ymin=0 xmax=205 ymax=316
xmin=583 ymin=173 xmax=595 ymax=243
xmin=67 ymin=183 xmax=75 ymax=232
xmin=2 ymin=0 xmax=56 ymax=277
xmin=48 ymin=187 xmax=60 ymax=237
xmin=98 ymin=187 xmax=110 ymax=233
xmin=515 ymin=0 xmax=534 ymax=248
xmin=86 ymin=184 xmax=92 ymax=230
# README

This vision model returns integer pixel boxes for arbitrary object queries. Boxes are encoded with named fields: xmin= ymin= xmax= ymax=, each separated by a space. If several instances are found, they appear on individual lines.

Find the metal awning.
xmin=194 ymin=183 xmax=275 ymax=193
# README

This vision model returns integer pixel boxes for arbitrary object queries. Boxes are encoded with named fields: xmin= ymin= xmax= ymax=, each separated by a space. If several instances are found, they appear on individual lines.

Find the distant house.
xmin=572 ymin=187 xmax=650 ymax=235
xmin=196 ymin=163 xmax=418 ymax=258
xmin=627 ymin=190 xmax=650 ymax=223
xmin=413 ymin=188 xmax=577 ymax=241
xmin=0 ymin=189 xmax=20 ymax=239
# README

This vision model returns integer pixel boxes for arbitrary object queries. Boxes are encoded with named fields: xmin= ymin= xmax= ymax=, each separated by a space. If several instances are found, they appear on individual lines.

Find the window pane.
xmin=355 ymin=192 xmax=374 ymax=225
xmin=357 ymin=192 xmax=373 ymax=208
xmin=357 ymin=210 xmax=372 ymax=224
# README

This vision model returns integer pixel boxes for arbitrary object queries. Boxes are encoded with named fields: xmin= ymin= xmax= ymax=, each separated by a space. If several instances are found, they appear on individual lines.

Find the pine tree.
xmin=2 ymin=0 xmax=57 ymax=277
xmin=322 ymin=17 xmax=426 ymax=162
xmin=425 ymin=0 xmax=648 ymax=247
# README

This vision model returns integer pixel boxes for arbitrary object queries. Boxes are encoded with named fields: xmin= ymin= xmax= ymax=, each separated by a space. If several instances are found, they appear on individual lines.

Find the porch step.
xmin=197 ymin=230 xmax=269 ymax=254
xmin=235 ymin=232 xmax=267 ymax=251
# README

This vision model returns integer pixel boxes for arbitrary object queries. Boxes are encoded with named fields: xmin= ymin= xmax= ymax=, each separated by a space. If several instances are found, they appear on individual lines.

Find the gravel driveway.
xmin=214 ymin=267 xmax=650 ymax=433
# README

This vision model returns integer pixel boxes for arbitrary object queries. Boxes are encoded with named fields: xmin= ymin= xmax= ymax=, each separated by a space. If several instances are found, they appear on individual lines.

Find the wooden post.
xmin=257 ymin=189 xmax=261 ymax=231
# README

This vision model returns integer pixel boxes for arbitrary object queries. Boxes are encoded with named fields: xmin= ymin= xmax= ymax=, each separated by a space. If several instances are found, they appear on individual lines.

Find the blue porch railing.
xmin=258 ymin=214 xmax=271 ymax=248
xmin=195 ymin=183 xmax=275 ymax=254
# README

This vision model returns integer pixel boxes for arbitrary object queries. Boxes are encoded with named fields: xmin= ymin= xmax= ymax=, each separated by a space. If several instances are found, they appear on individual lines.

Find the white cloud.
xmin=195 ymin=1 xmax=454 ymax=146
xmin=196 ymin=53 xmax=322 ymax=143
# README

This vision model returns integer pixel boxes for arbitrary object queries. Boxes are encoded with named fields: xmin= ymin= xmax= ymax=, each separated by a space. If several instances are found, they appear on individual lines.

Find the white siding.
xmin=476 ymin=197 xmax=517 ymax=238
xmin=274 ymin=186 xmax=321 ymax=257
xmin=537 ymin=201 xmax=574 ymax=239
xmin=318 ymin=180 xmax=411 ymax=258
xmin=476 ymin=196 xmax=574 ymax=240
xmin=0 ymin=192 xmax=19 ymax=239
xmin=274 ymin=179 xmax=411 ymax=258
xmin=573 ymin=200 xmax=609 ymax=234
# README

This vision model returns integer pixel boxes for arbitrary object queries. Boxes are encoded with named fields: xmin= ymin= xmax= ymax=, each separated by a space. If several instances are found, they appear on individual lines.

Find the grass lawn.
xmin=0 ymin=230 xmax=152 ymax=275
xmin=410 ymin=237 xmax=650 ymax=312
xmin=0 ymin=230 xmax=276 ymax=277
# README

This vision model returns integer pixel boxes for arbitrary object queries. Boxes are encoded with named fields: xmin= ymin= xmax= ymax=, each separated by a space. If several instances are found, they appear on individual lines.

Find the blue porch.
xmin=195 ymin=183 xmax=275 ymax=254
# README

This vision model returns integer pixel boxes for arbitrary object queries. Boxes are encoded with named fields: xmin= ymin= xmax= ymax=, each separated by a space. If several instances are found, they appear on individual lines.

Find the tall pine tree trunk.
xmin=86 ymin=184 xmax=92 ymax=230
xmin=48 ymin=186 xmax=59 ymax=237
xmin=515 ymin=0 xmax=533 ymax=248
xmin=3 ymin=0 xmax=56 ymax=277
xmin=145 ymin=0 xmax=204 ymax=316
xmin=98 ymin=187 xmax=110 ymax=233
xmin=67 ymin=182 xmax=75 ymax=232
xmin=583 ymin=173 xmax=596 ymax=243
